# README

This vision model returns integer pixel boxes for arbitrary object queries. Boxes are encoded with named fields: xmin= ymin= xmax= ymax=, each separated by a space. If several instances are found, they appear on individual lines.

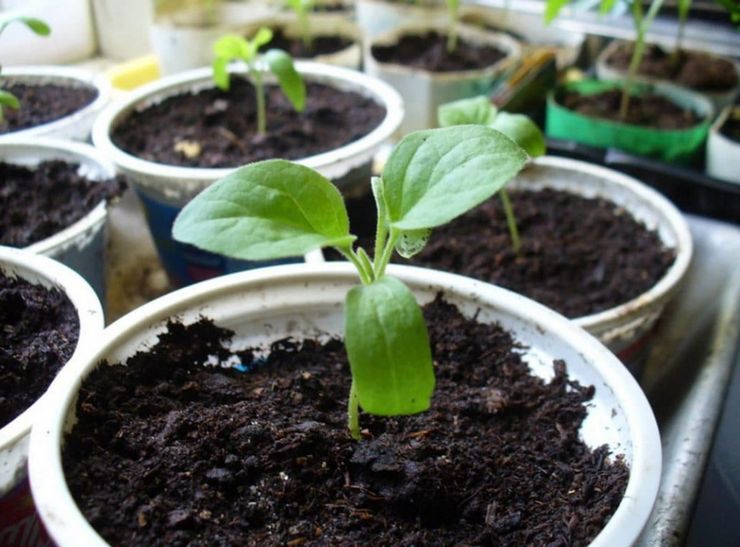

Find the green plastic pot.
xmin=546 ymin=79 xmax=714 ymax=164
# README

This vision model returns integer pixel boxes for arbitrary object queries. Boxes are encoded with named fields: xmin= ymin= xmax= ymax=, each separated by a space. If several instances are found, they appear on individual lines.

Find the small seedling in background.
xmin=671 ymin=0 xmax=691 ymax=64
xmin=438 ymin=95 xmax=545 ymax=255
xmin=173 ymin=126 xmax=527 ymax=440
xmin=446 ymin=0 xmax=460 ymax=52
xmin=286 ymin=0 xmax=314 ymax=50
xmin=0 ymin=16 xmax=50 ymax=124
xmin=212 ymin=28 xmax=306 ymax=135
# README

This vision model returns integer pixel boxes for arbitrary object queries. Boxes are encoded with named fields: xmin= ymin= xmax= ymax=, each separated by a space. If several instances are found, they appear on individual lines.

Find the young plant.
xmin=438 ymin=95 xmax=545 ymax=255
xmin=673 ymin=0 xmax=691 ymax=58
xmin=0 ymin=15 xmax=50 ymax=124
xmin=446 ymin=0 xmax=460 ymax=52
xmin=212 ymin=28 xmax=306 ymax=135
xmin=286 ymin=0 xmax=314 ymax=50
xmin=172 ymin=125 xmax=527 ymax=439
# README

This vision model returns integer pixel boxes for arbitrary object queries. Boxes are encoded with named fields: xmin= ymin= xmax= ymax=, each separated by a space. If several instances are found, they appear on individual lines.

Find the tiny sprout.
xmin=212 ymin=28 xmax=306 ymax=135
xmin=286 ymin=0 xmax=314 ymax=50
xmin=173 ymin=125 xmax=527 ymax=440
xmin=446 ymin=0 xmax=460 ymax=52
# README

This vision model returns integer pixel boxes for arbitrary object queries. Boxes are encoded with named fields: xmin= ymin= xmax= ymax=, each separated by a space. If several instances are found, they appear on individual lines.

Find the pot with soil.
xmin=0 ymin=246 xmax=104 ymax=546
xmin=92 ymin=62 xmax=402 ymax=286
xmin=28 ymin=262 xmax=660 ymax=546
xmin=0 ymin=138 xmax=122 ymax=301
xmin=546 ymin=79 xmax=714 ymax=164
xmin=323 ymin=156 xmax=692 ymax=372
xmin=596 ymin=40 xmax=739 ymax=112
xmin=0 ymin=66 xmax=111 ymax=142
xmin=365 ymin=22 xmax=521 ymax=135
xmin=707 ymin=105 xmax=740 ymax=184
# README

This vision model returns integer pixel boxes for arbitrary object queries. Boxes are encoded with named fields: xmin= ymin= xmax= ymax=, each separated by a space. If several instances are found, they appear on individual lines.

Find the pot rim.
xmin=0 ymin=246 xmax=104 ymax=451
xmin=0 ymin=66 xmax=112 ymax=141
xmin=29 ymin=262 xmax=660 ymax=547
xmin=0 ymin=137 xmax=117 ymax=256
xmin=91 ymin=61 xmax=404 ymax=182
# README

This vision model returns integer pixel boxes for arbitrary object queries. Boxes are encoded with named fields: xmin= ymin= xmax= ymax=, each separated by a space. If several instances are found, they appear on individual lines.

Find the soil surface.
xmin=606 ymin=42 xmax=738 ymax=92
xmin=0 ymin=161 xmax=126 ymax=247
xmin=111 ymin=80 xmax=386 ymax=168
xmin=327 ymin=188 xmax=675 ymax=318
xmin=371 ymin=31 xmax=507 ymax=72
xmin=63 ymin=298 xmax=628 ymax=546
xmin=0 ymin=82 xmax=97 ymax=135
xmin=260 ymin=28 xmax=353 ymax=58
xmin=561 ymin=88 xmax=700 ymax=129
xmin=0 ymin=272 xmax=79 ymax=427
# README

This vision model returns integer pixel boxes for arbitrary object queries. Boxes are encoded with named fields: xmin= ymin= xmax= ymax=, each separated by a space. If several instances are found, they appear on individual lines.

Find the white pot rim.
xmin=91 ymin=61 xmax=404 ymax=182
xmin=0 ymin=246 xmax=104 ymax=451
xmin=0 ymin=137 xmax=117 ymax=255
xmin=29 ymin=262 xmax=660 ymax=547
xmin=0 ymin=66 xmax=112 ymax=141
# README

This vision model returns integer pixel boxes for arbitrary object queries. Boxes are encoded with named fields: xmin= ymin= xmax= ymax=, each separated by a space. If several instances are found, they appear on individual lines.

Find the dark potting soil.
xmin=63 ymin=298 xmax=629 ymax=546
xmin=606 ymin=42 xmax=738 ymax=92
xmin=259 ymin=28 xmax=353 ymax=58
xmin=0 ymin=82 xmax=97 ymax=135
xmin=0 ymin=272 xmax=79 ymax=427
xmin=371 ymin=31 xmax=507 ymax=72
xmin=327 ymin=188 xmax=675 ymax=318
xmin=560 ymin=88 xmax=700 ymax=130
xmin=111 ymin=80 xmax=386 ymax=168
xmin=0 ymin=161 xmax=126 ymax=248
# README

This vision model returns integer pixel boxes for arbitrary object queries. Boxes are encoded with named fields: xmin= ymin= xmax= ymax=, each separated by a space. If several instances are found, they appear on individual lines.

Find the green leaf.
xmin=544 ymin=0 xmax=570 ymax=23
xmin=212 ymin=57 xmax=231 ymax=90
xmin=252 ymin=26 xmax=273 ymax=49
xmin=0 ymin=90 xmax=20 ymax=110
xmin=213 ymin=34 xmax=248 ymax=59
xmin=677 ymin=0 xmax=691 ymax=21
xmin=173 ymin=159 xmax=355 ymax=260
xmin=345 ymin=276 xmax=434 ymax=416
xmin=438 ymin=96 xmax=497 ymax=127
xmin=381 ymin=125 xmax=528 ymax=231
xmin=489 ymin=112 xmax=546 ymax=158
xmin=395 ymin=228 xmax=432 ymax=258
xmin=264 ymin=48 xmax=306 ymax=112
xmin=0 ymin=16 xmax=50 ymax=36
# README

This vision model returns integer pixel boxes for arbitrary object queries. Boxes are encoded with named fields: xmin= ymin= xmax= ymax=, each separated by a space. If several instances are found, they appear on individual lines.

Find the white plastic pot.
xmin=0 ymin=246 xmax=104 ymax=546
xmin=0 ymin=67 xmax=111 ymax=143
xmin=92 ymin=62 xmax=403 ymax=286
xmin=91 ymin=0 xmax=153 ymax=61
xmin=356 ymin=0 xmax=446 ymax=40
xmin=0 ymin=138 xmax=117 ymax=301
xmin=596 ymin=40 xmax=740 ymax=113
xmin=28 ymin=262 xmax=661 ymax=546
xmin=365 ymin=22 xmax=521 ymax=135
xmin=706 ymin=106 xmax=740 ymax=185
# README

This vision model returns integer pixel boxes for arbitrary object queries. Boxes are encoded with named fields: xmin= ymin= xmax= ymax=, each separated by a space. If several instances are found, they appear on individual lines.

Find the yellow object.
xmin=106 ymin=55 xmax=161 ymax=91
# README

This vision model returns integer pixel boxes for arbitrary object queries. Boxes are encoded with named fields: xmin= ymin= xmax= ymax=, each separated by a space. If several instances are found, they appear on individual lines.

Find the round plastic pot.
xmin=0 ymin=67 xmax=111 ymax=143
xmin=28 ymin=262 xmax=661 ymax=546
xmin=596 ymin=40 xmax=740 ymax=113
xmin=365 ymin=22 xmax=521 ymax=135
xmin=706 ymin=106 xmax=740 ymax=184
xmin=0 ymin=138 xmax=117 ymax=301
xmin=355 ymin=0 xmax=446 ymax=40
xmin=0 ymin=247 xmax=104 ymax=547
xmin=546 ymin=79 xmax=714 ymax=164
xmin=241 ymin=14 xmax=362 ymax=69
xmin=91 ymin=0 xmax=153 ymax=61
xmin=92 ymin=62 xmax=403 ymax=287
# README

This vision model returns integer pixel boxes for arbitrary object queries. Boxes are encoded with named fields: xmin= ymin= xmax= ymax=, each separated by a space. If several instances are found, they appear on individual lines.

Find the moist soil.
xmin=371 ymin=31 xmax=507 ymax=72
xmin=259 ymin=28 xmax=353 ymax=58
xmin=560 ymin=88 xmax=700 ymax=129
xmin=63 ymin=297 xmax=628 ymax=546
xmin=327 ymin=188 xmax=675 ymax=318
xmin=111 ymin=80 xmax=386 ymax=168
xmin=0 ymin=82 xmax=97 ymax=135
xmin=606 ymin=42 xmax=738 ymax=92
xmin=0 ymin=272 xmax=79 ymax=428
xmin=0 ymin=161 xmax=125 ymax=248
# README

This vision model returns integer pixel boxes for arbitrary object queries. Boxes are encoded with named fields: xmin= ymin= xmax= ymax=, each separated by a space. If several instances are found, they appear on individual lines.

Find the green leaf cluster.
xmin=173 ymin=125 xmax=527 ymax=438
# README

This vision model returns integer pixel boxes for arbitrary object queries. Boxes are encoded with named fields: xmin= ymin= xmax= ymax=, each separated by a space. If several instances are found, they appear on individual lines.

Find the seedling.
xmin=672 ymin=0 xmax=691 ymax=61
xmin=212 ymin=28 xmax=306 ymax=135
xmin=286 ymin=0 xmax=314 ymax=50
xmin=438 ymin=95 xmax=545 ymax=255
xmin=173 ymin=125 xmax=527 ymax=439
xmin=0 ymin=15 xmax=50 ymax=124
xmin=446 ymin=0 xmax=460 ymax=52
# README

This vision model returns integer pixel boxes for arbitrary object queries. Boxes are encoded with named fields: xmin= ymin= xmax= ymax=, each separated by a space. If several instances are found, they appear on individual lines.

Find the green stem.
xmin=446 ymin=12 xmax=458 ymax=52
xmin=373 ymin=229 xmax=399 ymax=279
xmin=373 ymin=207 xmax=388 ymax=268
xmin=299 ymin=9 xmax=312 ymax=50
xmin=500 ymin=189 xmax=521 ymax=256
xmin=348 ymin=379 xmax=360 ymax=440
xmin=253 ymin=69 xmax=266 ymax=135
xmin=337 ymin=247 xmax=374 ymax=285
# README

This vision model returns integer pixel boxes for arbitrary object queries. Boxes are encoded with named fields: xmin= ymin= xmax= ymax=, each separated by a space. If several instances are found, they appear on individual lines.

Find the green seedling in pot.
xmin=446 ymin=0 xmax=460 ymax=52
xmin=671 ymin=0 xmax=691 ymax=66
xmin=212 ymin=28 xmax=306 ymax=135
xmin=172 ymin=125 xmax=527 ymax=440
xmin=545 ymin=0 xmax=666 ymax=120
xmin=438 ymin=95 xmax=545 ymax=255
xmin=286 ymin=0 xmax=314 ymax=50
xmin=0 ymin=15 xmax=50 ymax=124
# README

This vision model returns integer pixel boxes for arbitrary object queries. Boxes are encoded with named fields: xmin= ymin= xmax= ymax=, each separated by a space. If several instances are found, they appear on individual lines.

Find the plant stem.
xmin=337 ymin=247 xmax=374 ymax=285
xmin=299 ymin=8 xmax=312 ymax=50
xmin=500 ymin=189 xmax=521 ymax=256
xmin=348 ymin=379 xmax=360 ymax=440
xmin=373 ymin=203 xmax=388 ymax=268
xmin=373 ymin=229 xmax=399 ymax=279
xmin=253 ymin=69 xmax=266 ymax=135
xmin=446 ymin=9 xmax=459 ymax=52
